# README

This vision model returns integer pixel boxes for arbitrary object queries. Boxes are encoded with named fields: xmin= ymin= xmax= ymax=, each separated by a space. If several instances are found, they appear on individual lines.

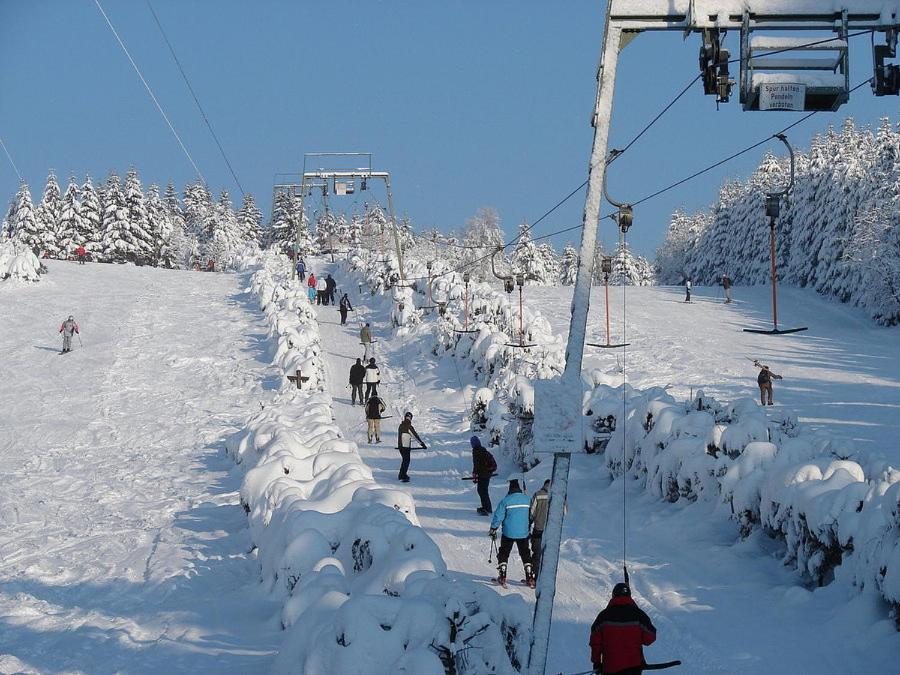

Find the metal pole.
xmin=531 ymin=8 xmax=621 ymax=674
xmin=519 ymin=285 xmax=525 ymax=346
xmin=464 ymin=282 xmax=469 ymax=332
xmin=528 ymin=452 xmax=571 ymax=675
xmin=769 ymin=219 xmax=779 ymax=331
xmin=295 ymin=179 xmax=307 ymax=279
xmin=604 ymin=273 xmax=611 ymax=346
xmin=383 ymin=175 xmax=406 ymax=281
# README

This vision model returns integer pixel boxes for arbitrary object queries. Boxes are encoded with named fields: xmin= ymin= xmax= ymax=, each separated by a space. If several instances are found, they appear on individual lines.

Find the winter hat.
xmin=612 ymin=582 xmax=631 ymax=597
xmin=404 ymin=411 xmax=413 ymax=420
xmin=470 ymin=435 xmax=482 ymax=449
xmin=508 ymin=479 xmax=521 ymax=491
xmin=369 ymin=358 xmax=376 ymax=365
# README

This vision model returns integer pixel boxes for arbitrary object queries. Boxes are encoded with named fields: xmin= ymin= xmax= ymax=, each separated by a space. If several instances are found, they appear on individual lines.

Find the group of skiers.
xmin=306 ymin=270 xmax=338 ymax=306
xmin=682 ymin=274 xmax=733 ymax=304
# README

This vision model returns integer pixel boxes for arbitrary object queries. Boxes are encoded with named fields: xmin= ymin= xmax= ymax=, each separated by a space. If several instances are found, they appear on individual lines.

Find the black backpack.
xmin=482 ymin=447 xmax=497 ymax=474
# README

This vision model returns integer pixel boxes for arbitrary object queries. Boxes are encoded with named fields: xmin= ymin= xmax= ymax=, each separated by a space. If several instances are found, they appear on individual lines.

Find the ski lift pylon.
xmin=490 ymin=248 xmax=537 ymax=348
xmin=743 ymin=134 xmax=808 ymax=336
xmin=587 ymin=255 xmax=630 ymax=349
xmin=453 ymin=270 xmax=479 ymax=334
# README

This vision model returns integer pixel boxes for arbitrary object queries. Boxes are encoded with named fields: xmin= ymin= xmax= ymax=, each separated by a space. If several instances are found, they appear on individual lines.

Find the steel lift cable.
xmin=0 ymin=135 xmax=23 ymax=182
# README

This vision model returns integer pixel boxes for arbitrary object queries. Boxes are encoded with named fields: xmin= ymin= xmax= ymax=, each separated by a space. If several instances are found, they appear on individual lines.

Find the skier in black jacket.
xmin=325 ymin=274 xmax=337 ymax=305
xmin=397 ymin=412 xmax=425 ymax=482
xmin=348 ymin=358 xmax=366 ymax=405
xmin=470 ymin=435 xmax=496 ymax=515
xmin=339 ymin=293 xmax=353 ymax=325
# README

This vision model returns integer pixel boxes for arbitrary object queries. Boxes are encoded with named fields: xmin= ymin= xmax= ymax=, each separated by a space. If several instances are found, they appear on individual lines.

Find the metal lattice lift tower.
xmin=529 ymin=3 xmax=900 ymax=674
xmin=273 ymin=153 xmax=406 ymax=280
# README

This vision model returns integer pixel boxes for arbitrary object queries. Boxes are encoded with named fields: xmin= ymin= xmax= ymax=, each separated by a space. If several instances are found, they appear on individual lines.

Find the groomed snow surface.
xmin=1 ymin=256 xmax=898 ymax=673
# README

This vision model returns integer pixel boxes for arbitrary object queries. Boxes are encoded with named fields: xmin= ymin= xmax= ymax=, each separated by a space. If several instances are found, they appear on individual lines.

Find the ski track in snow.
xmin=0 ymin=260 xmax=281 ymax=674
xmin=315 ymin=259 xmax=898 ymax=675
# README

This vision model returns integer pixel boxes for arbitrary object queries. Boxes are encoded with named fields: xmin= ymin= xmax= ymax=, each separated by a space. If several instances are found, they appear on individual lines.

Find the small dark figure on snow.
xmin=470 ymin=435 xmax=497 ymax=515
xmin=529 ymin=479 xmax=551 ymax=580
xmin=325 ymin=274 xmax=337 ymax=305
xmin=296 ymin=259 xmax=306 ymax=281
xmin=754 ymin=360 xmax=783 ymax=406
xmin=397 ymin=411 xmax=425 ymax=483
xmin=721 ymin=274 xmax=732 ymax=303
xmin=75 ymin=245 xmax=87 ymax=264
xmin=339 ymin=293 xmax=353 ymax=325
xmin=59 ymin=315 xmax=79 ymax=353
xmin=349 ymin=358 xmax=366 ymax=405
xmin=684 ymin=277 xmax=692 ymax=303
xmin=490 ymin=479 xmax=534 ymax=588
xmin=364 ymin=357 xmax=380 ymax=399
xmin=364 ymin=394 xmax=386 ymax=444
xmin=589 ymin=582 xmax=657 ymax=675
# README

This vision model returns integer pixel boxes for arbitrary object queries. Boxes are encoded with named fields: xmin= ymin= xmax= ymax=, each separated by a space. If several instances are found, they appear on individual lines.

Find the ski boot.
xmin=524 ymin=563 xmax=536 ymax=589
xmin=495 ymin=563 xmax=508 ymax=588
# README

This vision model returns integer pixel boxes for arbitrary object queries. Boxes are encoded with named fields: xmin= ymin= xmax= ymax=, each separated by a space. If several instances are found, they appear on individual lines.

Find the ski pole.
xmin=77 ymin=334 xmax=83 ymax=348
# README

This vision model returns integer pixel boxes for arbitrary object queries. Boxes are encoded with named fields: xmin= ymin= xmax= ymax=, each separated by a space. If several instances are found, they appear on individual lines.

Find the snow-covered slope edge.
xmin=225 ymin=251 xmax=530 ymax=674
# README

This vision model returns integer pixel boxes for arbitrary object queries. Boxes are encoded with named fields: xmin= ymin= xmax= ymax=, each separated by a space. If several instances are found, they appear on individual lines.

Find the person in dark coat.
xmin=470 ymin=435 xmax=496 ymax=515
xmin=721 ymin=274 xmax=732 ymax=303
xmin=325 ymin=274 xmax=337 ymax=305
xmin=490 ymin=479 xmax=533 ymax=587
xmin=684 ymin=277 xmax=692 ymax=302
xmin=339 ymin=293 xmax=353 ymax=325
xmin=396 ymin=411 xmax=425 ymax=482
xmin=529 ymin=479 xmax=551 ymax=579
xmin=589 ymin=583 xmax=657 ymax=675
xmin=754 ymin=360 xmax=783 ymax=406
xmin=348 ymin=358 xmax=366 ymax=405
xmin=364 ymin=394 xmax=386 ymax=443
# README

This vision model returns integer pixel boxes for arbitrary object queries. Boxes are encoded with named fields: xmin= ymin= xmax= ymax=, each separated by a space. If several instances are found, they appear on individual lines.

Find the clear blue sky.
xmin=1 ymin=1 xmax=896 ymax=256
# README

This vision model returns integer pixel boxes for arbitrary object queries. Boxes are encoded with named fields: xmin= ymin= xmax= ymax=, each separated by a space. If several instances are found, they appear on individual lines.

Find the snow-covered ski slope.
xmin=530 ymin=283 xmax=900 ymax=461
xmin=0 ymin=260 xmax=281 ymax=673
xmin=315 ymin=257 xmax=898 ymax=674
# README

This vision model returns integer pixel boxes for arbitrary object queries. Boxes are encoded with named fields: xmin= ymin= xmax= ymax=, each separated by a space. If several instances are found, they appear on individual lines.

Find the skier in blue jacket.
xmin=490 ymin=479 xmax=534 ymax=588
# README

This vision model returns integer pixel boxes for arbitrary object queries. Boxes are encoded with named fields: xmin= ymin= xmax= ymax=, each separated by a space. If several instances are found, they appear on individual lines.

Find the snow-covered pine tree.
xmin=145 ymin=184 xmax=172 ymax=267
xmin=611 ymin=241 xmax=654 ymax=286
xmin=236 ymin=192 xmax=262 ymax=245
xmin=123 ymin=168 xmax=155 ymax=264
xmin=100 ymin=172 xmax=132 ymax=263
xmin=204 ymin=189 xmax=243 ymax=269
xmin=183 ymin=181 xmax=213 ymax=239
xmin=461 ymin=207 xmax=504 ymax=282
xmin=511 ymin=222 xmax=546 ymax=283
xmin=58 ymin=177 xmax=82 ymax=256
xmin=35 ymin=172 xmax=63 ymax=257
xmin=266 ymin=190 xmax=293 ymax=249
xmin=78 ymin=176 xmax=103 ymax=259
xmin=10 ymin=182 xmax=39 ymax=254
xmin=559 ymin=244 xmax=579 ymax=285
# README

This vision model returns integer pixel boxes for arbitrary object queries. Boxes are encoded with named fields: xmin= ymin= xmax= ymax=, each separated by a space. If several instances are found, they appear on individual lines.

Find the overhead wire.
xmin=0 ymin=135 xmax=23 ymax=182
xmin=92 ymin=0 xmax=205 ymax=184
xmin=145 ymin=0 xmax=245 ymax=195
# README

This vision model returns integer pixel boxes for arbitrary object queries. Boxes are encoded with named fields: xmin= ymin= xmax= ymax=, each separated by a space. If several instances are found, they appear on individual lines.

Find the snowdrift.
xmin=0 ymin=242 xmax=42 ymax=282
xmin=227 ymin=250 xmax=530 ymax=674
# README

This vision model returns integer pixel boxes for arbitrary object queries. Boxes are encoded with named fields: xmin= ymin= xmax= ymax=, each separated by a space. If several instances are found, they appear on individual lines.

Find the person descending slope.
xmin=58 ymin=315 xmax=80 ymax=354
xmin=470 ymin=435 xmax=497 ymax=516
xmin=396 ymin=411 xmax=426 ymax=483
xmin=490 ymin=479 xmax=534 ymax=588
xmin=339 ymin=293 xmax=353 ymax=325
xmin=364 ymin=393 xmax=386 ymax=444
xmin=754 ymin=359 xmax=783 ymax=406
xmin=348 ymin=357 xmax=366 ymax=405
xmin=721 ymin=273 xmax=732 ymax=303
xmin=589 ymin=582 xmax=657 ymax=675
xmin=684 ymin=277 xmax=692 ymax=303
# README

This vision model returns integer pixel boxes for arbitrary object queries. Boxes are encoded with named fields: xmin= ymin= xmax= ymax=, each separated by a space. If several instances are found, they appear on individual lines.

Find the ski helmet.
xmin=67 ymin=315 xmax=74 ymax=321
xmin=612 ymin=582 xmax=631 ymax=597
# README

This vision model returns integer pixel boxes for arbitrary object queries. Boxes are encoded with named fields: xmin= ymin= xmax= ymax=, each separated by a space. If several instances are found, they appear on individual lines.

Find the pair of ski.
xmin=492 ymin=576 xmax=535 ymax=590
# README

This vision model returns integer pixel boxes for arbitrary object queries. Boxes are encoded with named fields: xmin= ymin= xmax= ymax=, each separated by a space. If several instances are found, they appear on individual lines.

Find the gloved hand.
xmin=489 ymin=528 xmax=497 ymax=540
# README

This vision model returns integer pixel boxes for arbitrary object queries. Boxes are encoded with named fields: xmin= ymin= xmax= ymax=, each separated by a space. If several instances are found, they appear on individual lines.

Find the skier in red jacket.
xmin=589 ymin=583 xmax=657 ymax=674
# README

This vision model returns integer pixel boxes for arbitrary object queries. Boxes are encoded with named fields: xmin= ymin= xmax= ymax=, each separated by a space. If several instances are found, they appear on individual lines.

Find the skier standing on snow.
xmin=490 ymin=479 xmax=535 ymax=588
xmin=75 ymin=245 xmax=87 ymax=264
xmin=684 ymin=277 xmax=692 ymax=303
xmin=296 ymin=259 xmax=306 ymax=281
xmin=754 ymin=360 xmax=782 ymax=406
xmin=364 ymin=357 xmax=380 ymax=399
xmin=307 ymin=272 xmax=317 ymax=303
xmin=339 ymin=293 xmax=353 ymax=325
xmin=364 ymin=393 xmax=386 ymax=443
xmin=360 ymin=322 xmax=373 ymax=360
xmin=529 ymin=479 xmax=551 ymax=580
xmin=470 ymin=435 xmax=497 ymax=516
xmin=325 ymin=274 xmax=337 ymax=305
xmin=589 ymin=582 xmax=657 ymax=675
xmin=721 ymin=274 xmax=732 ymax=303
xmin=59 ymin=315 xmax=80 ymax=353
xmin=397 ymin=411 xmax=425 ymax=483
xmin=316 ymin=276 xmax=328 ymax=305
xmin=348 ymin=357 xmax=366 ymax=405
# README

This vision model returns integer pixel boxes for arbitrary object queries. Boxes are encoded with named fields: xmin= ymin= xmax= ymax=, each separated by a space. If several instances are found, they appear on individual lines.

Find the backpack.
xmin=482 ymin=447 xmax=497 ymax=474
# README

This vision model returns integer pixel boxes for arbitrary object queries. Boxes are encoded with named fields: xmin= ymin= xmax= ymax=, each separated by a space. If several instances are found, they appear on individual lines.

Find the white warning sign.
xmin=759 ymin=83 xmax=805 ymax=111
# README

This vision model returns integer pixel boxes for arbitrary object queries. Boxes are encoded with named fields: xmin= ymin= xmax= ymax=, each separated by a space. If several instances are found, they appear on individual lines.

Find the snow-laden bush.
xmin=591 ymin=382 xmax=900 ymax=617
xmin=228 ymin=250 xmax=530 ymax=674
xmin=0 ymin=241 xmax=43 ymax=282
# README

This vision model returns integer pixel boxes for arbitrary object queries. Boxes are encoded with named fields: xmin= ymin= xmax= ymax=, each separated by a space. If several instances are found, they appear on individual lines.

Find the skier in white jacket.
xmin=364 ymin=357 xmax=380 ymax=399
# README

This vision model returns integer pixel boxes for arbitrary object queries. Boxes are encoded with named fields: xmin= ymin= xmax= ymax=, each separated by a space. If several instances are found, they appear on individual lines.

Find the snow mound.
xmin=0 ymin=242 xmax=43 ymax=282
xmin=228 ymin=251 xmax=530 ymax=673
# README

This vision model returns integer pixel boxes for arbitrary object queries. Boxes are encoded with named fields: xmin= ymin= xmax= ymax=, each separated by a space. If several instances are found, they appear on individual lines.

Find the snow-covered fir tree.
xmin=654 ymin=117 xmax=900 ymax=324
xmin=10 ymin=182 xmax=39 ymax=253
xmin=183 ymin=181 xmax=214 ymax=239
xmin=146 ymin=184 xmax=174 ymax=267
xmin=35 ymin=172 xmax=63 ymax=257
xmin=123 ymin=168 xmax=156 ymax=263
xmin=78 ymin=176 xmax=103 ymax=259
xmin=100 ymin=172 xmax=131 ymax=262
xmin=460 ymin=207 xmax=504 ymax=282
xmin=204 ymin=189 xmax=243 ymax=268
xmin=57 ymin=177 xmax=82 ymax=256
xmin=511 ymin=223 xmax=545 ymax=283
xmin=559 ymin=244 xmax=579 ymax=285
xmin=236 ymin=192 xmax=262 ymax=244
xmin=611 ymin=242 xmax=654 ymax=286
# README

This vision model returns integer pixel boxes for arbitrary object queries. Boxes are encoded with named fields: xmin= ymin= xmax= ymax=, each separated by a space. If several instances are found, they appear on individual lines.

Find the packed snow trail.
xmin=0 ymin=261 xmax=281 ymax=674
xmin=316 ymin=260 xmax=898 ymax=674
